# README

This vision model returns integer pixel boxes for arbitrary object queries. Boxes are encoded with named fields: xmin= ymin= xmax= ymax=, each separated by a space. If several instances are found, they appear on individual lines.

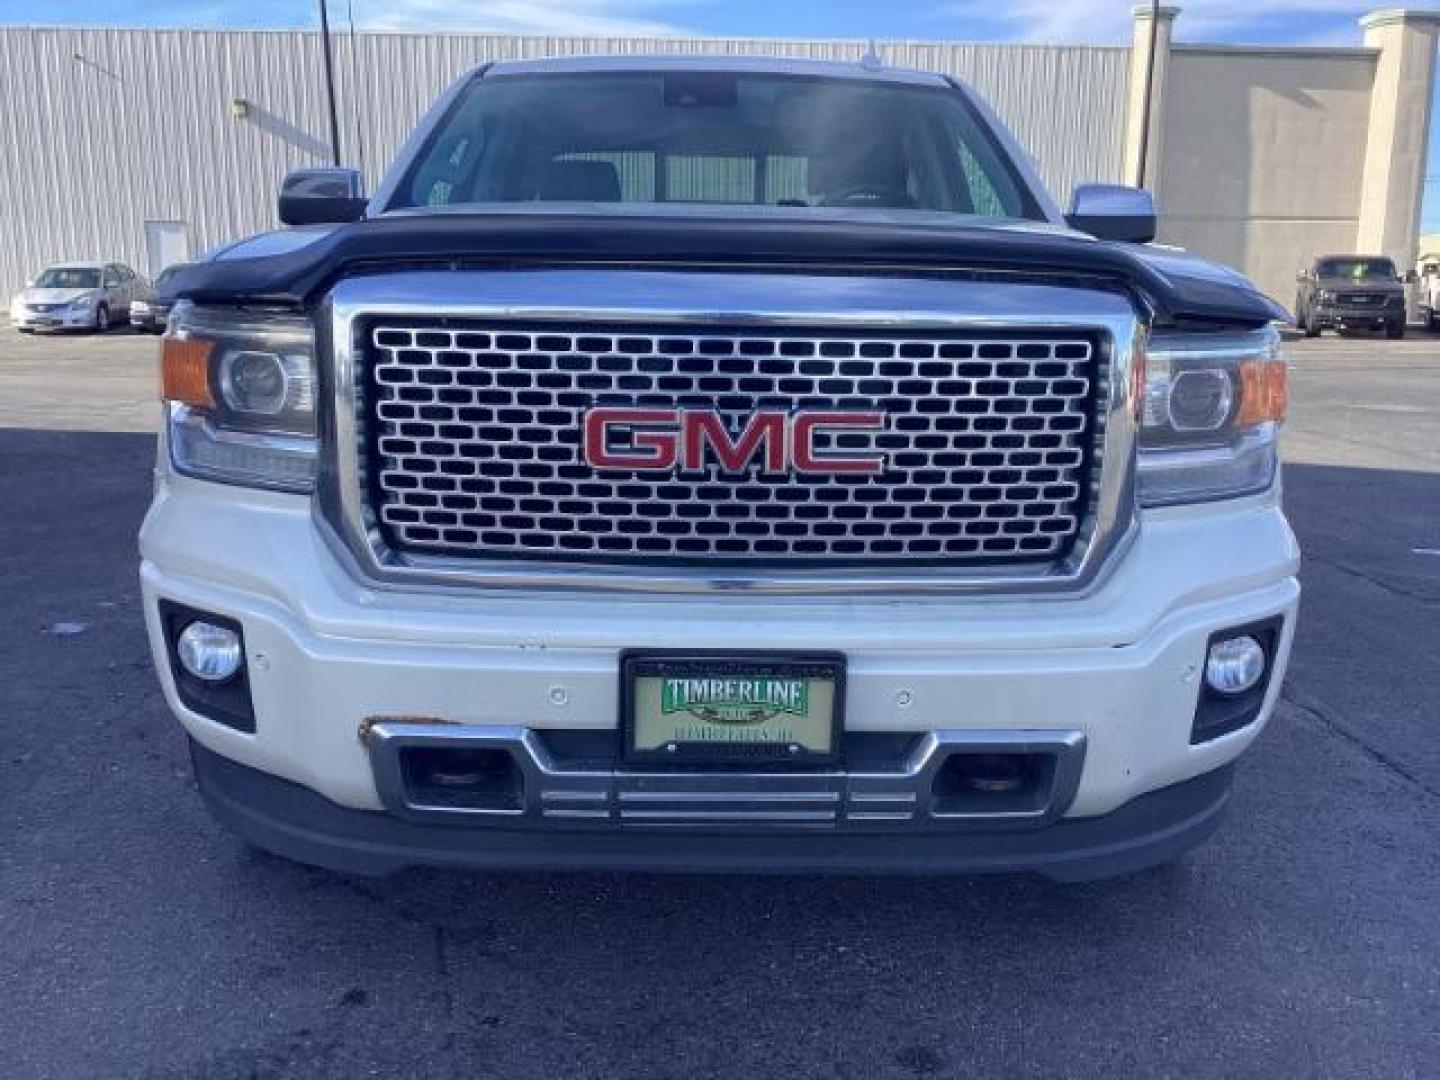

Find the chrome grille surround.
xmin=365 ymin=323 xmax=1096 ymax=564
xmin=320 ymin=270 xmax=1143 ymax=595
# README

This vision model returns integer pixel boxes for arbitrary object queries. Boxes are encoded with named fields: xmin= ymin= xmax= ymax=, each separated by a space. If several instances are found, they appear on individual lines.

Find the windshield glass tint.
xmin=35 ymin=267 xmax=100 ymax=289
xmin=392 ymin=72 xmax=1040 ymax=221
xmin=1317 ymin=258 xmax=1396 ymax=282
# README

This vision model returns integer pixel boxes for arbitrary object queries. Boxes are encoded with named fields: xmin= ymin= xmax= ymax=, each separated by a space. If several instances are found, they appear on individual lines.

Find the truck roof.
xmin=484 ymin=53 xmax=951 ymax=88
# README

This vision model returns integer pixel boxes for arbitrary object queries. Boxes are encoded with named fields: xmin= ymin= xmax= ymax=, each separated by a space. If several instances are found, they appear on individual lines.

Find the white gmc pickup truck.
xmin=140 ymin=56 xmax=1298 ymax=880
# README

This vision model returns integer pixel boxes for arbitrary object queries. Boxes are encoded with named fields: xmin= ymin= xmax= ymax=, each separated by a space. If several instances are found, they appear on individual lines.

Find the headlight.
xmin=1137 ymin=326 xmax=1286 ymax=506
xmin=69 ymin=296 xmax=93 ymax=310
xmin=1316 ymin=290 xmax=1337 ymax=303
xmin=160 ymin=301 xmax=317 ymax=492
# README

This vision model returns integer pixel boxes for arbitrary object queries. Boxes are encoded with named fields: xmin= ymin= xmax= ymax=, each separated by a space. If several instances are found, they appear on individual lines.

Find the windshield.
xmin=1316 ymin=257 xmax=1396 ymax=282
xmin=35 ymin=267 xmax=100 ymax=289
xmin=391 ymin=72 xmax=1042 ymax=221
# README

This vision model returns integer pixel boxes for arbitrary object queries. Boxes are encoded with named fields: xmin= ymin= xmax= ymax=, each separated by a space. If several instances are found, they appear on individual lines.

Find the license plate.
xmin=621 ymin=652 xmax=844 ymax=767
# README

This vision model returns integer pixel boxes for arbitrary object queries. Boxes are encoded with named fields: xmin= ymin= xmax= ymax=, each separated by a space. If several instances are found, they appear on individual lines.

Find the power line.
xmin=317 ymin=0 xmax=343 ymax=166
xmin=347 ymin=0 xmax=367 ymax=180
xmin=1135 ymin=0 xmax=1161 ymax=188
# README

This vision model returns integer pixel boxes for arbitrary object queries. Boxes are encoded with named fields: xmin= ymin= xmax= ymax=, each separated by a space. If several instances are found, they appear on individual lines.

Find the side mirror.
xmin=1065 ymin=183 xmax=1157 ymax=244
xmin=278 ymin=167 xmax=366 ymax=226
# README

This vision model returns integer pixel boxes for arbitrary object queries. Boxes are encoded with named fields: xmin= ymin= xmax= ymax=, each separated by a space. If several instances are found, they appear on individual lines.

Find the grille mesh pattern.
xmin=362 ymin=323 xmax=1099 ymax=565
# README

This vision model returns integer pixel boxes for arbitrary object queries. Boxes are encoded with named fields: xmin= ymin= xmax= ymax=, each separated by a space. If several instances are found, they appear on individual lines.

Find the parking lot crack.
xmin=433 ymin=924 xmax=456 ymax=1020
xmin=1282 ymin=685 xmax=1440 ymax=801
xmin=1303 ymin=552 xmax=1440 ymax=606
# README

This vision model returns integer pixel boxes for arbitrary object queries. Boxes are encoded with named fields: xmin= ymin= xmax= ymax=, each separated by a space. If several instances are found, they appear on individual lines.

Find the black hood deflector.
xmin=169 ymin=214 xmax=1288 ymax=328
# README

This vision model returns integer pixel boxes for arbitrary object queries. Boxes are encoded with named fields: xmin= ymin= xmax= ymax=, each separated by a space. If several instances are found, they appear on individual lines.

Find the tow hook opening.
xmin=400 ymin=747 xmax=525 ymax=812
xmin=930 ymin=752 xmax=1056 ymax=816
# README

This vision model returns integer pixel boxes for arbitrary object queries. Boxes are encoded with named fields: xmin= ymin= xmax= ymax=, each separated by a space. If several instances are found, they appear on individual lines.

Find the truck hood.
xmin=1128 ymin=245 xmax=1260 ymax=294
xmin=166 ymin=207 xmax=1288 ymax=329
xmin=201 ymin=224 xmax=343 ymax=263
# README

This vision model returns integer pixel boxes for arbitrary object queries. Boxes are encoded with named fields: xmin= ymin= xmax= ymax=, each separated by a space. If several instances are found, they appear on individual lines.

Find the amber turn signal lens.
xmin=161 ymin=337 xmax=215 ymax=408
xmin=1236 ymin=359 xmax=1287 ymax=426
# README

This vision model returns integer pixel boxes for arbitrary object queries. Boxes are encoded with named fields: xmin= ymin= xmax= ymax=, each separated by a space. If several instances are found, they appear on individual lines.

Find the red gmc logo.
xmin=582 ymin=409 xmax=888 ymax=475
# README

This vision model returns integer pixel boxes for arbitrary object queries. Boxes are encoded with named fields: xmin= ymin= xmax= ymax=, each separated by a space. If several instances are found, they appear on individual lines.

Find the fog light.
xmin=1205 ymin=635 xmax=1266 ymax=696
xmin=176 ymin=621 xmax=243 ymax=683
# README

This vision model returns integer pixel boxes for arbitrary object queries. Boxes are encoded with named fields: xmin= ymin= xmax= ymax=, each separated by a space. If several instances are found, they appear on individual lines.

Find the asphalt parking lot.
xmin=1 ymin=325 xmax=1437 ymax=1078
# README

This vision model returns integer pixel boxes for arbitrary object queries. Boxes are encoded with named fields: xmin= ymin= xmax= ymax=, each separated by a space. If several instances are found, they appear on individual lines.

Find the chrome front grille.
xmin=361 ymin=321 xmax=1101 ymax=566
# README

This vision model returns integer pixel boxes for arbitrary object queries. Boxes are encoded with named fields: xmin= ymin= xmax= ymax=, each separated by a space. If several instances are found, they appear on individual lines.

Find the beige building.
xmin=1 ymin=7 xmax=1437 ymax=310
xmin=1132 ymin=7 xmax=1440 ymax=305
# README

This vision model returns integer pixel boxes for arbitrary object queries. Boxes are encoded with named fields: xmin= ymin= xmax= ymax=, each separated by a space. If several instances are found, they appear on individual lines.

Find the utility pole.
xmin=1134 ymin=0 xmax=1160 ymax=188
xmin=318 ymin=0 xmax=343 ymax=166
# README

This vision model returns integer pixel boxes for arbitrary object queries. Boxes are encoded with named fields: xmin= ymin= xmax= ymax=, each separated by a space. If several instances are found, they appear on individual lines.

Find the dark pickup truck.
xmin=1295 ymin=254 xmax=1408 ymax=338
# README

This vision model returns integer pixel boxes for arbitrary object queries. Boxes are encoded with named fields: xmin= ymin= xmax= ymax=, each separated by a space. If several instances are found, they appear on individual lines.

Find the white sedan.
xmin=9 ymin=262 xmax=152 ymax=333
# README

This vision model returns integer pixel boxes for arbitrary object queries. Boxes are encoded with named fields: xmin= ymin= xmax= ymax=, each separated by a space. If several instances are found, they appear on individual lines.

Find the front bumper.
xmin=141 ymin=471 xmax=1299 ymax=876
xmin=193 ymin=737 xmax=1235 ymax=880
xmin=130 ymin=304 xmax=169 ymax=330
xmin=13 ymin=308 xmax=93 ymax=330
xmin=1311 ymin=304 xmax=1404 ymax=329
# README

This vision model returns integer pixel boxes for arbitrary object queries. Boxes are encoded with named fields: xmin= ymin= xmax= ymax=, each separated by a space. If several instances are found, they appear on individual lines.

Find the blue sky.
xmin=7 ymin=0 xmax=1439 ymax=231
xmin=0 ymin=1 xmax=1412 ymax=43
xmin=0 ymin=1 xmax=1410 ymax=43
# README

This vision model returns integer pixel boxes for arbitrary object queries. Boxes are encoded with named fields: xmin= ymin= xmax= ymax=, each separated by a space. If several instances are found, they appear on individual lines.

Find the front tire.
xmin=1301 ymin=307 xmax=1321 ymax=338
xmin=93 ymin=304 xmax=111 ymax=333
xmin=1386 ymin=322 xmax=1405 ymax=340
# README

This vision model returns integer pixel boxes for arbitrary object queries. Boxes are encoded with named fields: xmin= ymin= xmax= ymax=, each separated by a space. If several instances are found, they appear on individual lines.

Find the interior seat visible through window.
xmin=536 ymin=160 xmax=622 ymax=202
